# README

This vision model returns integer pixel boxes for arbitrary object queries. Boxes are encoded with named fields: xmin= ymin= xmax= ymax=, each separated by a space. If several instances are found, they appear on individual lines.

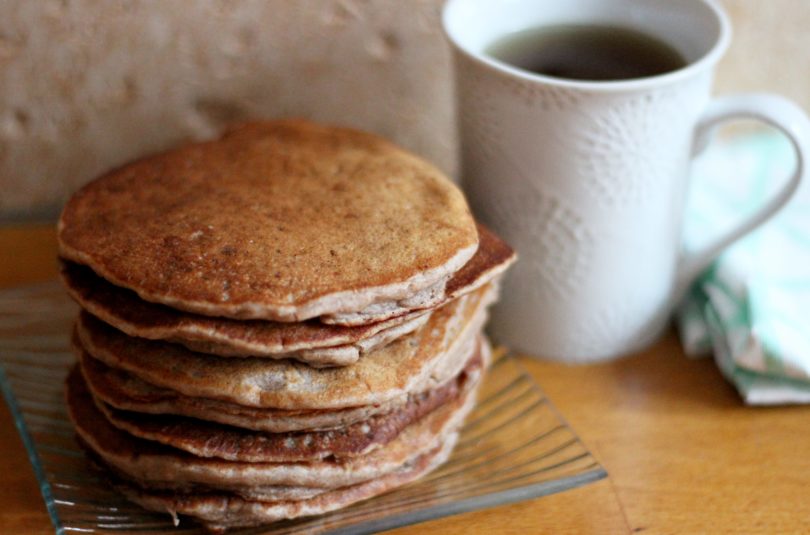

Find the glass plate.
xmin=0 ymin=281 xmax=606 ymax=534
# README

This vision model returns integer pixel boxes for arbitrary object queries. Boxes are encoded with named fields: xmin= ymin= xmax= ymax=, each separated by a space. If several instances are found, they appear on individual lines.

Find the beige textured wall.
xmin=1 ymin=0 xmax=808 ymax=219
xmin=718 ymin=1 xmax=810 ymax=109
xmin=0 ymin=0 xmax=453 ymax=219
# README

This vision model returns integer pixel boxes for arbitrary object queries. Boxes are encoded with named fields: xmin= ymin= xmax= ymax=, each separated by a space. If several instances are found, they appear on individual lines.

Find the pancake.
xmin=79 ymin=350 xmax=405 ymax=432
xmin=60 ymin=223 xmax=513 ymax=361
xmin=66 ymin=343 xmax=484 ymax=491
xmin=111 ymin=474 xmax=332 ymax=503
xmin=57 ymin=119 xmax=478 ymax=322
xmin=75 ymin=284 xmax=494 ymax=410
xmin=211 ymin=485 xmax=326 ymax=502
xmin=62 ymin=261 xmax=429 ymax=366
xmin=93 ymin=351 xmax=477 ymax=463
xmin=322 ymin=223 xmax=516 ymax=326
xmin=116 ymin=439 xmax=454 ymax=531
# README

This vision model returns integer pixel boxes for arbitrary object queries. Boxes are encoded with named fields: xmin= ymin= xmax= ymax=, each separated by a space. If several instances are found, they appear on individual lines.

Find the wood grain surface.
xmin=2 ymin=224 xmax=809 ymax=534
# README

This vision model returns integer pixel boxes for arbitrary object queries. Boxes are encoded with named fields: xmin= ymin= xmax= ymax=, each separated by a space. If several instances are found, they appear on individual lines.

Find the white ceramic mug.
xmin=443 ymin=0 xmax=810 ymax=362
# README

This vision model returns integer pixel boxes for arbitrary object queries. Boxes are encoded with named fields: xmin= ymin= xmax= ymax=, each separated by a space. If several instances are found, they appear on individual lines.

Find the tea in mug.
xmin=485 ymin=24 xmax=686 ymax=81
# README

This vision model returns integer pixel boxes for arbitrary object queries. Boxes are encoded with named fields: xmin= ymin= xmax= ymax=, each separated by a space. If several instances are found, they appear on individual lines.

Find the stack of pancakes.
xmin=57 ymin=120 xmax=515 ymax=531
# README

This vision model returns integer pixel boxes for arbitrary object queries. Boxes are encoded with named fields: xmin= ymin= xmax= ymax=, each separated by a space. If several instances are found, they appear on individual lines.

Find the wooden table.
xmin=2 ymin=224 xmax=809 ymax=534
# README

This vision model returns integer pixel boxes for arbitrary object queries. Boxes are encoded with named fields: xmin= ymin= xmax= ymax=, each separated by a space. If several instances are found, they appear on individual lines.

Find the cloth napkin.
xmin=677 ymin=131 xmax=810 ymax=405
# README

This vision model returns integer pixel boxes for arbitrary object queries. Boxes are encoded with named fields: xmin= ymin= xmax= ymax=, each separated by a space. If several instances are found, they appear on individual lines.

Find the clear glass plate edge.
xmin=0 ymin=365 xmax=66 ymax=534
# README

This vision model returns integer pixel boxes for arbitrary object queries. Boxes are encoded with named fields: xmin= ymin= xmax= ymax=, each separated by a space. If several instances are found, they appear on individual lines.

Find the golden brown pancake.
xmin=75 ymin=284 xmax=494 ymax=410
xmin=59 ymin=224 xmax=513 ymax=361
xmin=80 ymin=345 xmax=470 ymax=432
xmin=62 ymin=261 xmax=429 ymax=366
xmin=115 ymin=440 xmax=453 ymax=531
xmin=65 ymin=352 xmax=483 ymax=492
xmin=57 ymin=119 xmax=478 ymax=322
xmin=92 ymin=351 xmax=478 ymax=463
xmin=104 ymin=472 xmax=332 ymax=503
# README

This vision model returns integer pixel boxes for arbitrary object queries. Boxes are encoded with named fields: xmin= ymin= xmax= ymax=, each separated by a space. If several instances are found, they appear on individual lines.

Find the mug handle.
xmin=674 ymin=93 xmax=810 ymax=299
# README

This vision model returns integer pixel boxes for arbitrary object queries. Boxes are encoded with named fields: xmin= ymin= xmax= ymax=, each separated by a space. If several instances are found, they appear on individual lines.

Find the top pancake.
xmin=57 ymin=120 xmax=478 ymax=322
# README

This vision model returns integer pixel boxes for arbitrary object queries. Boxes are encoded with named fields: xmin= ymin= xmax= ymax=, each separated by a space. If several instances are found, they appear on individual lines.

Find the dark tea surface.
xmin=485 ymin=24 xmax=686 ymax=81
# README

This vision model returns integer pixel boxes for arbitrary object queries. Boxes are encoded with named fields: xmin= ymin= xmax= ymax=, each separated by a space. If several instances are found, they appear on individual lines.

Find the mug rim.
xmin=441 ymin=0 xmax=731 ymax=92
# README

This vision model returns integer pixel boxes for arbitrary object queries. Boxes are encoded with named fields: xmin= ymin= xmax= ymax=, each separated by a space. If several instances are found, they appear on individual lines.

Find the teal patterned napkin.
xmin=677 ymin=131 xmax=810 ymax=404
